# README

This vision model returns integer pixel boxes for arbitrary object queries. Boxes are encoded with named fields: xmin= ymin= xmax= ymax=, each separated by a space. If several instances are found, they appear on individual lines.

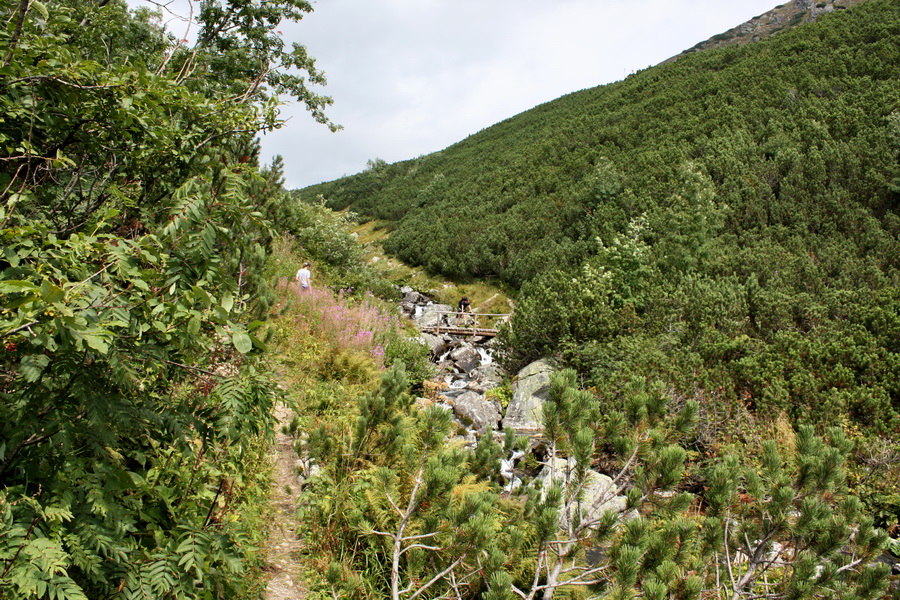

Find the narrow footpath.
xmin=263 ymin=403 xmax=308 ymax=600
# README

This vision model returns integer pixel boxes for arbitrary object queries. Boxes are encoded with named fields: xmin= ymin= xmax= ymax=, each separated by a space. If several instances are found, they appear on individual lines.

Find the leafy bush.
xmin=0 ymin=0 xmax=333 ymax=595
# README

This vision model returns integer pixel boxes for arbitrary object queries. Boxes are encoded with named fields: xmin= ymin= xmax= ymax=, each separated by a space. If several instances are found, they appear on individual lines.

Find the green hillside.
xmin=304 ymin=0 xmax=897 ymax=287
xmin=301 ymin=0 xmax=899 ymax=522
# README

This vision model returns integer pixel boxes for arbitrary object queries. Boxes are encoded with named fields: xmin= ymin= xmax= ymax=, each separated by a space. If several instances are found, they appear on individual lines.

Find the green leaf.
xmin=0 ymin=280 xmax=40 ymax=294
xmin=221 ymin=293 xmax=234 ymax=313
xmin=231 ymin=330 xmax=252 ymax=354
xmin=187 ymin=315 xmax=201 ymax=335
xmin=20 ymin=354 xmax=50 ymax=382
xmin=82 ymin=333 xmax=110 ymax=354
xmin=40 ymin=279 xmax=65 ymax=303
xmin=30 ymin=0 xmax=49 ymax=20
xmin=249 ymin=334 xmax=268 ymax=351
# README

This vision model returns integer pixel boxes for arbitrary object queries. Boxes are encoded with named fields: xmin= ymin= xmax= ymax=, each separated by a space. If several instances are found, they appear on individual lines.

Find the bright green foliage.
xmin=302 ymin=366 xmax=504 ymax=599
xmin=194 ymin=0 xmax=337 ymax=128
xmin=295 ymin=349 xmax=891 ymax=600
xmin=482 ymin=373 xmax=887 ymax=600
xmin=307 ymin=0 xmax=898 ymax=291
xmin=0 ymin=0 xmax=334 ymax=596
xmin=701 ymin=425 xmax=889 ymax=600
xmin=262 ymin=171 xmax=400 ymax=297
xmin=495 ymin=371 xmax=700 ymax=600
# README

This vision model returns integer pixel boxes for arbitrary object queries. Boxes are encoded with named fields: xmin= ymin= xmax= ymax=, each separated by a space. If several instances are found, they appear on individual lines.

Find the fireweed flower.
xmin=292 ymin=284 xmax=401 ymax=368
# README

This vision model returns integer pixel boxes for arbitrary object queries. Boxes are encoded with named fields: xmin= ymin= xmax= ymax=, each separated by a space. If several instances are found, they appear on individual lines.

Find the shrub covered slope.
xmin=307 ymin=0 xmax=897 ymax=288
xmin=301 ymin=0 xmax=899 ymax=524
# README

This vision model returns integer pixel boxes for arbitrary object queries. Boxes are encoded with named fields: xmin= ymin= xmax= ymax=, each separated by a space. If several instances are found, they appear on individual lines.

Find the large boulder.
xmin=449 ymin=342 xmax=478 ymax=362
xmin=535 ymin=457 xmax=629 ymax=529
xmin=418 ymin=332 xmax=448 ymax=358
xmin=449 ymin=343 xmax=481 ymax=373
xmin=502 ymin=358 xmax=556 ymax=434
xmin=400 ymin=291 xmax=429 ymax=316
xmin=468 ymin=363 xmax=505 ymax=392
xmin=414 ymin=303 xmax=454 ymax=329
xmin=452 ymin=391 xmax=502 ymax=435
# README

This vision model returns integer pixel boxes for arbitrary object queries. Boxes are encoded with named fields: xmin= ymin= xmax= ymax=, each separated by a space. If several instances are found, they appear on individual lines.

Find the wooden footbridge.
xmin=423 ymin=311 xmax=511 ymax=338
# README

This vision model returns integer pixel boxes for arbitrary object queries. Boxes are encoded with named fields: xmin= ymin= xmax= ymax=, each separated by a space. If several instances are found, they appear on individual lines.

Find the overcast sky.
xmin=251 ymin=1 xmax=781 ymax=189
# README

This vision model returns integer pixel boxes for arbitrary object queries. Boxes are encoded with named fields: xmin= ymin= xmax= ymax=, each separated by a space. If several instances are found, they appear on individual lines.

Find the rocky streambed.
xmin=399 ymin=286 xmax=632 ymax=507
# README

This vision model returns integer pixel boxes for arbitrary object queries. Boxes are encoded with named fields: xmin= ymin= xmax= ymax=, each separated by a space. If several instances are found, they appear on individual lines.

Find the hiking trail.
xmin=263 ymin=402 xmax=308 ymax=600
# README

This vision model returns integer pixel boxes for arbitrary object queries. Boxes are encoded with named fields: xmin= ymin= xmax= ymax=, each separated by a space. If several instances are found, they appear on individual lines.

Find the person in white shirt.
xmin=295 ymin=262 xmax=312 ymax=292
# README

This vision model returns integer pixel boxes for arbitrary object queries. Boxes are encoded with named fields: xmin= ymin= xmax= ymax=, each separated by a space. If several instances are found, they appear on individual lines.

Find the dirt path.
xmin=264 ymin=403 xmax=308 ymax=600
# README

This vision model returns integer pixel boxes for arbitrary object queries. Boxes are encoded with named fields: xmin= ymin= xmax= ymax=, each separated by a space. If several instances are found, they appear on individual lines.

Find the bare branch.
xmin=3 ymin=0 xmax=31 ymax=67
xmin=407 ymin=553 xmax=470 ymax=600
xmin=400 ymin=543 xmax=442 ymax=555
xmin=8 ymin=76 xmax=122 ymax=90
xmin=381 ymin=479 xmax=403 ymax=519
xmin=400 ymin=531 xmax=441 ymax=543
xmin=1 ymin=321 xmax=39 ymax=339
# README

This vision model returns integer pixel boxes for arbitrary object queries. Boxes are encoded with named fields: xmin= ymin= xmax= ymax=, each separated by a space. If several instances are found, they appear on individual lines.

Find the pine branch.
xmin=406 ymin=551 xmax=470 ymax=600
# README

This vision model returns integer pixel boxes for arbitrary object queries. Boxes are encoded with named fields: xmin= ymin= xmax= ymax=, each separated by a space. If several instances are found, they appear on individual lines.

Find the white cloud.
xmin=257 ymin=0 xmax=780 ymax=188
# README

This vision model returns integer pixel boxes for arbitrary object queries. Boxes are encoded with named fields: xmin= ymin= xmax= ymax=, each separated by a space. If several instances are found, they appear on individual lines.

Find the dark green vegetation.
xmin=2 ymin=0 xmax=897 ymax=597
xmin=0 ymin=0 xmax=338 ymax=597
xmin=302 ymin=0 xmax=899 ymax=527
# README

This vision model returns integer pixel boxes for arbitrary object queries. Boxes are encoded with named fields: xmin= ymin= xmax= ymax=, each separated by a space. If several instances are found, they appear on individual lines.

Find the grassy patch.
xmin=348 ymin=217 xmax=515 ymax=314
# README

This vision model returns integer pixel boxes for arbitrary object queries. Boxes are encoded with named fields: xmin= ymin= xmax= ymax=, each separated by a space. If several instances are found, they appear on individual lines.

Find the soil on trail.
xmin=264 ymin=403 xmax=308 ymax=600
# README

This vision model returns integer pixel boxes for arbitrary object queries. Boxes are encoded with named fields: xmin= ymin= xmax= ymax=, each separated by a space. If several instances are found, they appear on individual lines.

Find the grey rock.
xmin=455 ymin=354 xmax=481 ymax=374
xmin=436 ymin=359 xmax=456 ymax=373
xmin=418 ymin=332 xmax=448 ymax=357
xmin=452 ymin=391 xmax=502 ymax=435
xmin=414 ymin=303 xmax=454 ymax=329
xmin=449 ymin=343 xmax=481 ymax=374
xmin=810 ymin=3 xmax=833 ymax=18
xmin=400 ymin=291 xmax=430 ymax=316
xmin=468 ymin=363 xmax=505 ymax=392
xmin=403 ymin=290 xmax=428 ymax=305
xmin=449 ymin=343 xmax=478 ymax=362
xmin=535 ymin=457 xmax=629 ymax=529
xmin=502 ymin=358 xmax=556 ymax=434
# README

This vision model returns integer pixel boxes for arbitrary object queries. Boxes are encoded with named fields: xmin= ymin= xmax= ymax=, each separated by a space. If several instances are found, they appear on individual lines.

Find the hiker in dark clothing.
xmin=457 ymin=296 xmax=472 ymax=325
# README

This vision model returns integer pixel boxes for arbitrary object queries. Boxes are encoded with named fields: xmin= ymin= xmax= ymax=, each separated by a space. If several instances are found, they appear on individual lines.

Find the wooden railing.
xmin=425 ymin=311 xmax=511 ymax=337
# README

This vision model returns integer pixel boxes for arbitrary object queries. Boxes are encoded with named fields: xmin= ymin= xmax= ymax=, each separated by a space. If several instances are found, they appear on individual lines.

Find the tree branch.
xmin=3 ymin=0 xmax=31 ymax=68
xmin=407 ymin=552 xmax=470 ymax=600
xmin=7 ymin=76 xmax=121 ymax=90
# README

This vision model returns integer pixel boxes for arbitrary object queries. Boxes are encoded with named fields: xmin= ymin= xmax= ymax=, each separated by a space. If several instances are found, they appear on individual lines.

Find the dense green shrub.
xmin=298 ymin=0 xmax=900 ymax=521
xmin=0 ymin=0 xmax=334 ymax=596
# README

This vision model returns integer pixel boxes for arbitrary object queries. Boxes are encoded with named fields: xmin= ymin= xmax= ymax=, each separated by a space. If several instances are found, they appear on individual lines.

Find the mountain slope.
xmin=297 ymin=0 xmax=899 ymax=527
xmin=666 ymin=0 xmax=868 ymax=61
xmin=301 ymin=0 xmax=897 ymax=285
